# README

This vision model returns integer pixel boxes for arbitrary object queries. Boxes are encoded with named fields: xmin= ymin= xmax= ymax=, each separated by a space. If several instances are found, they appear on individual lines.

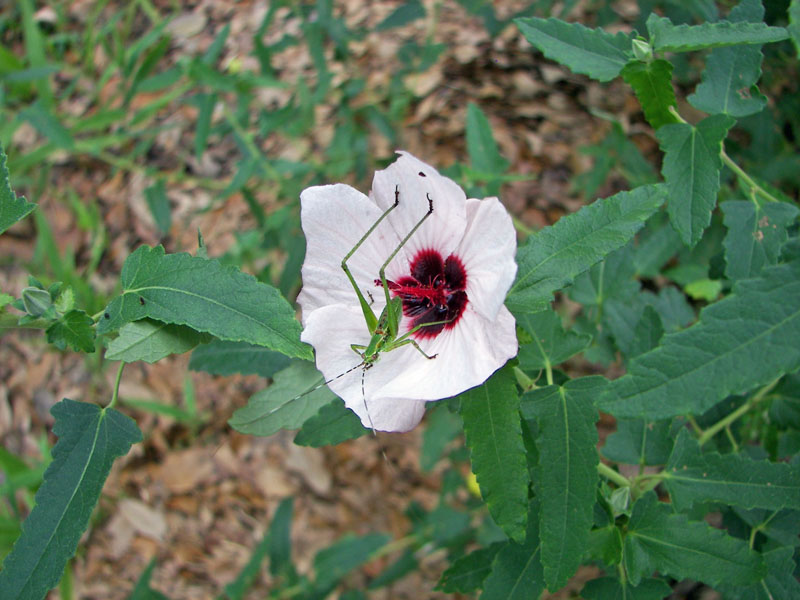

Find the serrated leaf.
xmin=460 ymin=366 xmax=528 ymax=543
xmin=721 ymin=200 xmax=799 ymax=280
xmin=688 ymin=0 xmax=767 ymax=118
xmin=602 ymin=418 xmax=674 ymax=466
xmin=481 ymin=501 xmax=545 ymax=600
xmin=96 ymin=245 xmax=310 ymax=360
xmin=623 ymin=492 xmax=766 ymax=587
xmin=229 ymin=362 xmax=335 ymax=436
xmin=646 ymin=14 xmax=789 ymax=52
xmin=293 ymin=398 xmax=368 ymax=447
xmin=507 ymin=184 xmax=666 ymax=313
xmin=664 ymin=428 xmax=800 ymax=512
xmin=0 ymin=144 xmax=36 ymax=235
xmin=188 ymin=339 xmax=291 ymax=378
xmin=718 ymin=546 xmax=800 ymax=600
xmin=105 ymin=319 xmax=211 ymax=363
xmin=599 ymin=260 xmax=800 ymax=419
xmin=466 ymin=103 xmax=509 ymax=175
xmin=657 ymin=115 xmax=735 ymax=246
xmin=520 ymin=377 xmax=602 ymax=590
xmin=628 ymin=305 xmax=664 ymax=358
xmin=581 ymin=576 xmax=672 ymax=600
xmin=620 ymin=59 xmax=680 ymax=130
xmin=516 ymin=310 xmax=591 ymax=371
xmin=586 ymin=525 xmax=623 ymax=566
xmin=436 ymin=542 xmax=503 ymax=593
xmin=312 ymin=533 xmax=390 ymax=592
xmin=45 ymin=309 xmax=95 ymax=353
xmin=0 ymin=399 xmax=142 ymax=599
xmin=515 ymin=17 xmax=633 ymax=82
xmin=568 ymin=244 xmax=639 ymax=307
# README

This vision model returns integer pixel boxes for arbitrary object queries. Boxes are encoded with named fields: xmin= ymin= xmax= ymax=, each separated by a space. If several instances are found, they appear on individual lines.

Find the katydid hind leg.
xmin=341 ymin=185 xmax=401 ymax=333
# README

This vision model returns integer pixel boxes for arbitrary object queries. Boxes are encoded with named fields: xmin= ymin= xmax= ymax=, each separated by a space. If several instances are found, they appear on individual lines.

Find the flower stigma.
xmin=377 ymin=248 xmax=468 ymax=339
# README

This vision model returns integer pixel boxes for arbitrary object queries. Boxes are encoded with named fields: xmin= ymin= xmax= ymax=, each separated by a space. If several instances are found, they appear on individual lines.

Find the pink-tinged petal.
xmin=301 ymin=304 xmax=427 ymax=432
xmin=371 ymin=152 xmax=467 ymax=262
xmin=455 ymin=197 xmax=518 ymax=321
xmin=297 ymin=184 xmax=398 ymax=321
xmin=376 ymin=304 xmax=518 ymax=401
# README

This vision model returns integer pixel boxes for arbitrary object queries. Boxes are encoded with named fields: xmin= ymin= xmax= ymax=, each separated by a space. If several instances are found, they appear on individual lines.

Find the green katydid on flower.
xmin=298 ymin=152 xmax=517 ymax=432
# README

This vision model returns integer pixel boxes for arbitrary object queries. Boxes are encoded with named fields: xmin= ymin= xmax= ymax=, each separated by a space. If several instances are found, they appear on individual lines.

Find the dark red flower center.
xmin=376 ymin=248 xmax=468 ymax=339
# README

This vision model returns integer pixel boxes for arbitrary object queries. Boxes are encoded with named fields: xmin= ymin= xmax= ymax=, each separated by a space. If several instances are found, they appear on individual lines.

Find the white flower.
xmin=297 ymin=152 xmax=518 ymax=432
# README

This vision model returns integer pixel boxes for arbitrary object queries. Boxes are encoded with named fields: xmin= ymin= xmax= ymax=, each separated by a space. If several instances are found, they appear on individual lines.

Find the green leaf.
xmin=721 ymin=200 xmax=799 ymax=280
xmin=664 ymin=429 xmax=800 ymax=512
xmin=19 ymin=102 xmax=74 ymax=149
xmin=45 ymin=310 xmax=95 ymax=353
xmin=520 ymin=377 xmax=602 ymax=590
xmin=293 ymin=398 xmax=368 ymax=447
xmin=581 ymin=576 xmax=672 ymax=600
xmin=460 ymin=366 xmax=528 ymax=543
xmin=516 ymin=310 xmax=591 ymax=371
xmin=128 ymin=559 xmax=169 ymax=600
xmin=602 ymin=418 xmax=674 ymax=466
xmin=790 ymin=0 xmax=800 ymax=53
xmin=623 ymin=492 xmax=766 ymax=587
xmin=267 ymin=497 xmax=294 ymax=577
xmin=96 ymin=245 xmax=310 ymax=360
xmin=193 ymin=92 xmax=216 ymax=160
xmin=718 ymin=546 xmax=800 ymax=600
xmin=466 ymin=102 xmax=509 ymax=176
xmin=106 ymin=319 xmax=212 ymax=363
xmin=646 ymin=14 xmax=789 ymax=53
xmin=481 ymin=501 xmax=545 ymax=600
xmin=312 ymin=533 xmax=390 ymax=593
xmin=144 ymin=180 xmax=171 ymax=234
xmin=375 ymin=0 xmax=425 ymax=31
xmin=599 ymin=260 xmax=800 ymax=419
xmin=0 ymin=399 xmax=142 ymax=599
xmin=188 ymin=339 xmax=291 ymax=378
xmin=229 ymin=362 xmax=334 ymax=436
xmin=688 ymin=0 xmax=767 ymax=118
xmin=515 ymin=17 xmax=633 ymax=82
xmin=419 ymin=403 xmax=462 ymax=471
xmin=657 ymin=115 xmax=735 ymax=246
xmin=222 ymin=528 xmax=272 ymax=600
xmin=620 ymin=59 xmax=680 ymax=130
xmin=507 ymin=184 xmax=666 ymax=313
xmin=0 ymin=144 xmax=36 ymax=235
xmin=436 ymin=542 xmax=503 ymax=593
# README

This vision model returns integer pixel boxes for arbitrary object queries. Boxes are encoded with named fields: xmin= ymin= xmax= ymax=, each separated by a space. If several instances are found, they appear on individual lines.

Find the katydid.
xmin=295 ymin=185 xmax=448 ymax=428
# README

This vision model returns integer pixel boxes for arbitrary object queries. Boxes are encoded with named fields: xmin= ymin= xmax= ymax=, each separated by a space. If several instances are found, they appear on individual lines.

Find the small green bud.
xmin=632 ymin=38 xmax=653 ymax=62
xmin=21 ymin=287 xmax=53 ymax=317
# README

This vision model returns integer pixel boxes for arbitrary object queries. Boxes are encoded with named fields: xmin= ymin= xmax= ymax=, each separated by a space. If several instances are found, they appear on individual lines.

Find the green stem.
xmin=687 ymin=414 xmax=704 ymax=437
xmin=598 ymin=461 xmax=630 ymax=488
xmin=720 ymin=149 xmax=780 ymax=204
xmin=107 ymin=362 xmax=125 ymax=410
xmin=697 ymin=378 xmax=779 ymax=447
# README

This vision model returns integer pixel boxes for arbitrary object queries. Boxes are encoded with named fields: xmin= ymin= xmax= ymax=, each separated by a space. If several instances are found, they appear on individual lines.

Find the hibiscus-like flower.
xmin=298 ymin=152 xmax=517 ymax=432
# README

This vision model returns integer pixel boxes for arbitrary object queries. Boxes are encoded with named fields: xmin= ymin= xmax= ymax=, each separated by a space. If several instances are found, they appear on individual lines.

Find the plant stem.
xmin=598 ymin=461 xmax=630 ymax=488
xmin=107 ymin=362 xmax=125 ymax=410
xmin=720 ymin=149 xmax=781 ymax=204
xmin=697 ymin=378 xmax=779 ymax=447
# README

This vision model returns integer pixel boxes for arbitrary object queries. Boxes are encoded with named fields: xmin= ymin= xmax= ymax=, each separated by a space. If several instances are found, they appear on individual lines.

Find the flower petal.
xmin=455 ymin=197 xmax=518 ymax=321
xmin=297 ymin=183 xmax=398 ymax=320
xmin=301 ymin=304 xmax=427 ymax=432
xmin=371 ymin=152 xmax=467 ymax=262
xmin=376 ymin=303 xmax=518 ymax=401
